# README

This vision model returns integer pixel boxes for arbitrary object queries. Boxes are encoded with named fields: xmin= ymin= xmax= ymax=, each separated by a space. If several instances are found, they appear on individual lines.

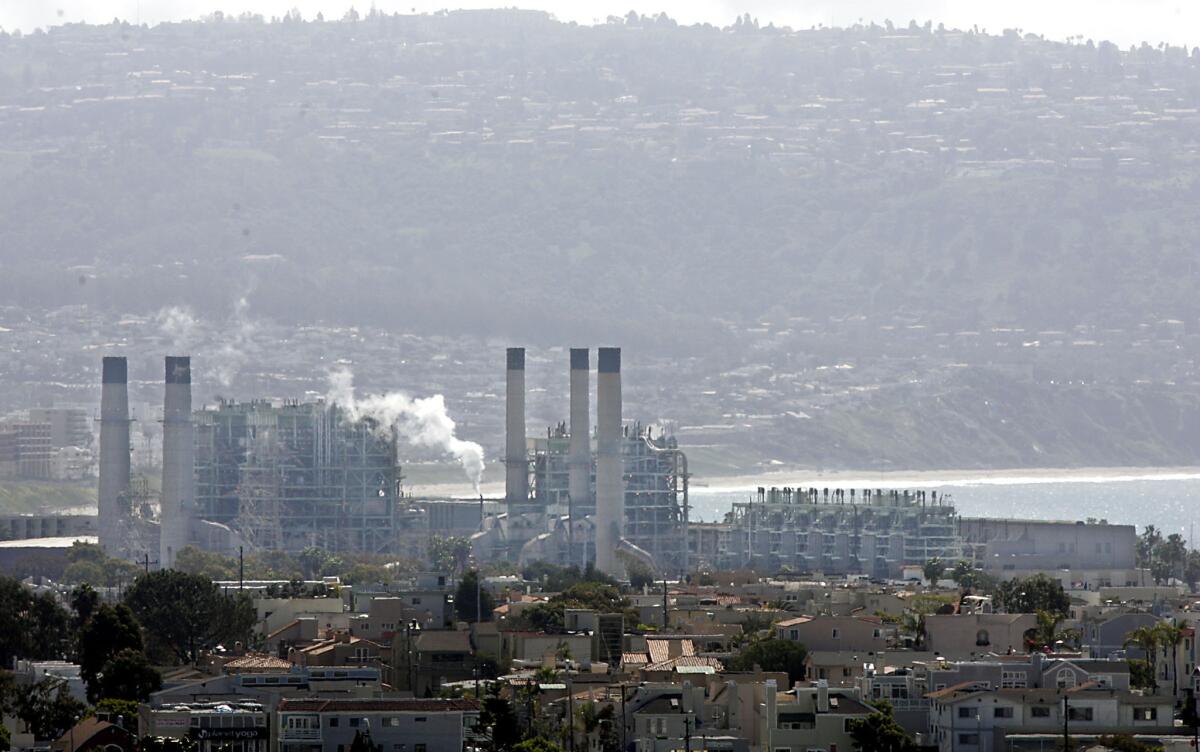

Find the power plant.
xmin=89 ymin=347 xmax=691 ymax=577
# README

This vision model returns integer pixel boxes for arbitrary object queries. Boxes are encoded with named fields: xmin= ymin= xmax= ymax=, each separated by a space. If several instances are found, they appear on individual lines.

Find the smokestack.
xmin=505 ymin=348 xmax=528 ymax=506
xmin=594 ymin=347 xmax=624 ymax=577
xmin=98 ymin=357 xmax=131 ymax=555
xmin=568 ymin=349 xmax=590 ymax=520
xmin=160 ymin=356 xmax=193 ymax=569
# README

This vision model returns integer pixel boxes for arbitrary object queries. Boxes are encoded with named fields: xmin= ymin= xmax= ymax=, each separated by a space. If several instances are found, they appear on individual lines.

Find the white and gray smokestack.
xmin=505 ymin=347 xmax=528 ymax=505
xmin=160 ymin=355 xmax=193 ymax=569
xmin=568 ymin=348 xmax=591 ymax=518
xmin=98 ymin=356 xmax=131 ymax=555
xmin=594 ymin=347 xmax=624 ymax=577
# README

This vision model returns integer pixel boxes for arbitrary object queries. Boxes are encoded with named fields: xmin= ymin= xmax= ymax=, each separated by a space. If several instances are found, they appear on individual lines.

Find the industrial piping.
xmin=98 ymin=356 xmax=131 ymax=554
xmin=505 ymin=347 xmax=528 ymax=506
xmin=159 ymin=356 xmax=193 ymax=569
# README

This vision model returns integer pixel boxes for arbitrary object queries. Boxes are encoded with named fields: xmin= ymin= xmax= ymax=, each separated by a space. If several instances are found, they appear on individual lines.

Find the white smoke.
xmin=212 ymin=295 xmax=257 ymax=388
xmin=325 ymin=367 xmax=486 ymax=493
xmin=155 ymin=305 xmax=199 ymax=348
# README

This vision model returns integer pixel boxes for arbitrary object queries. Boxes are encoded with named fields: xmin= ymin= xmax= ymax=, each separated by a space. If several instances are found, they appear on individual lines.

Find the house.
xmin=927 ymin=683 xmax=1173 ymax=752
xmin=775 ymin=615 xmax=891 ymax=652
xmin=924 ymin=614 xmax=1038 ymax=658
xmin=275 ymin=698 xmax=480 ymax=752
xmin=52 ymin=718 xmax=136 ymax=752
xmin=772 ymin=681 xmax=878 ymax=752
xmin=138 ymin=700 xmax=269 ymax=752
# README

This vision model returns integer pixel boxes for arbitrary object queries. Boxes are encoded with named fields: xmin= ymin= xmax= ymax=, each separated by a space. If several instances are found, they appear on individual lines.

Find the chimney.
xmin=594 ymin=347 xmax=624 ymax=577
xmin=98 ymin=357 xmax=131 ymax=554
xmin=160 ymin=356 xmax=194 ymax=569
xmin=505 ymin=348 xmax=528 ymax=505
xmin=816 ymin=679 xmax=829 ymax=712
xmin=568 ymin=349 xmax=591 ymax=518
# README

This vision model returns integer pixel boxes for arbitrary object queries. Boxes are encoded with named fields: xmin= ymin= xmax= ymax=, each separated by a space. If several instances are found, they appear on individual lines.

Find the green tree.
xmin=476 ymin=692 xmax=522 ymax=752
xmin=1025 ymin=610 xmax=1080 ymax=652
xmin=0 ymin=722 xmax=9 ymax=752
xmin=1127 ymin=658 xmax=1154 ymax=690
xmin=92 ymin=698 xmax=139 ymax=722
xmin=70 ymin=584 xmax=99 ymax=632
xmin=1137 ymin=526 xmax=1163 ymax=569
xmin=456 ymin=570 xmax=496 ymax=623
xmin=725 ymin=638 xmax=808 ymax=684
xmin=124 ymin=570 xmax=256 ymax=664
xmin=349 ymin=729 xmax=380 ymax=752
xmin=173 ymin=546 xmax=237 ymax=580
xmin=995 ymin=574 xmax=1070 ymax=617
xmin=514 ymin=738 xmax=563 ymax=752
xmin=1156 ymin=620 xmax=1186 ymax=699
xmin=525 ymin=582 xmax=631 ymax=633
xmin=847 ymin=704 xmax=920 ymax=752
xmin=97 ymin=649 xmax=162 ymax=702
xmin=428 ymin=536 xmax=472 ymax=575
xmin=79 ymin=603 xmax=144 ymax=702
xmin=1124 ymin=626 xmax=1161 ymax=690
xmin=0 ymin=576 xmax=70 ymax=665
xmin=16 ymin=677 xmax=85 ymax=741
xmin=625 ymin=559 xmax=655 ymax=591
xmin=923 ymin=557 xmax=945 ymax=587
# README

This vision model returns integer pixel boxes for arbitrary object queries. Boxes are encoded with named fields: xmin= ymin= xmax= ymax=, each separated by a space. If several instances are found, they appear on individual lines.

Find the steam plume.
xmin=326 ymin=367 xmax=485 ymax=492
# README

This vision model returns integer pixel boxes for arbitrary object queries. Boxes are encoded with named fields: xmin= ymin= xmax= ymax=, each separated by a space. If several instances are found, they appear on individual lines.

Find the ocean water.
xmin=688 ymin=474 xmax=1200 ymax=542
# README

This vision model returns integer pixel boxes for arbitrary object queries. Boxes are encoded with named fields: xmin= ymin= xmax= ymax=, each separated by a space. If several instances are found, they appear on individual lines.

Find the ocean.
xmin=688 ymin=473 xmax=1200 ymax=542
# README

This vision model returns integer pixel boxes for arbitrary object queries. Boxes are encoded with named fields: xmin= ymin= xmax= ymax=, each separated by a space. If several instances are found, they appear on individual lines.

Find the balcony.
xmin=280 ymin=728 xmax=322 ymax=741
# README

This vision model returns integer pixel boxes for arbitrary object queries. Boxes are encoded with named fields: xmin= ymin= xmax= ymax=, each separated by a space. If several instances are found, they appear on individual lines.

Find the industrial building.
xmin=193 ymin=399 xmax=402 ymax=554
xmin=689 ymin=487 xmax=962 ymax=578
xmin=475 ymin=347 xmax=690 ymax=579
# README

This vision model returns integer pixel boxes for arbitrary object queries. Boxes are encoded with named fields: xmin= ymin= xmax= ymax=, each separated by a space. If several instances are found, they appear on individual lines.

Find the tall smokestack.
xmin=505 ymin=347 xmax=528 ymax=506
xmin=98 ymin=356 xmax=131 ymax=555
xmin=594 ymin=347 xmax=624 ymax=577
xmin=568 ymin=348 xmax=591 ymax=521
xmin=160 ymin=356 xmax=193 ymax=569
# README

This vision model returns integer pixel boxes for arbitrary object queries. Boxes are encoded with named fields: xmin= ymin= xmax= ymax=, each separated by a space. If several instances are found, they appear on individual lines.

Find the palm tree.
xmin=1029 ymin=610 xmax=1080 ymax=652
xmin=1156 ymin=620 xmax=1187 ymax=702
xmin=923 ymin=557 xmax=945 ymax=588
xmin=1125 ymin=625 xmax=1161 ymax=691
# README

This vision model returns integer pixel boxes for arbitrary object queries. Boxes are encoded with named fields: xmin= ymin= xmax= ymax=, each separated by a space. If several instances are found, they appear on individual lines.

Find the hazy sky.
xmin=2 ymin=0 xmax=1197 ymax=48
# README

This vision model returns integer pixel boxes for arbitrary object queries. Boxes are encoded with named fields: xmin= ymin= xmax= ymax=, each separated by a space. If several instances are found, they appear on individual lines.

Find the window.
xmin=790 ymin=630 xmax=799 ymax=640
xmin=873 ymin=629 xmax=882 ymax=638
xmin=414 ymin=717 xmax=427 ymax=723
xmin=414 ymin=745 xmax=426 ymax=752
xmin=1067 ymin=707 xmax=1093 ymax=722
xmin=412 ymin=597 xmax=422 ymax=605
xmin=1001 ymin=671 xmax=1026 ymax=689
xmin=1056 ymin=670 xmax=1077 ymax=689
xmin=350 ymin=718 xmax=360 ymax=728
xmin=1134 ymin=708 xmax=1157 ymax=721
xmin=958 ymin=707 xmax=974 ymax=719
xmin=975 ymin=629 xmax=990 ymax=646
xmin=1031 ymin=707 xmax=1051 ymax=718
xmin=993 ymin=708 xmax=1013 ymax=719
xmin=832 ymin=628 xmax=840 ymax=639
xmin=329 ymin=718 xmax=339 ymax=727
xmin=958 ymin=734 xmax=979 ymax=745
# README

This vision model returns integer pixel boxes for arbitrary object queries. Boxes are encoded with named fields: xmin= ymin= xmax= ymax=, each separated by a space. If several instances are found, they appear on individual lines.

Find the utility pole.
xmin=684 ymin=713 xmax=691 ymax=752
xmin=662 ymin=580 xmax=669 ymax=629
xmin=238 ymin=545 xmax=244 ymax=590
xmin=1062 ymin=694 xmax=1070 ymax=752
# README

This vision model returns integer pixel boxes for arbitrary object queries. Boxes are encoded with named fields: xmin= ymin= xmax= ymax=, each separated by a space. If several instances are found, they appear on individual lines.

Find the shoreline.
xmin=402 ymin=465 xmax=1200 ymax=499
xmin=688 ymin=465 xmax=1200 ymax=493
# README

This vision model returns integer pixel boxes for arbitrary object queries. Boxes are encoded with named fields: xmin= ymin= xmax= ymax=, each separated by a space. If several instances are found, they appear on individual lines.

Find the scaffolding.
xmin=194 ymin=400 xmax=401 ymax=555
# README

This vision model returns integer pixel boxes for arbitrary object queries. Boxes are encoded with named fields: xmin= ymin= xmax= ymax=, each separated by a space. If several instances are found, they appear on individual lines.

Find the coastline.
xmin=400 ymin=465 xmax=1200 ymax=499
xmin=689 ymin=466 xmax=1200 ymax=493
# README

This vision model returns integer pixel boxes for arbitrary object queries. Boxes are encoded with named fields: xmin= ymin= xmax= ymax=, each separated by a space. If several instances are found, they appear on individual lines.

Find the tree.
xmin=16 ymin=677 xmax=85 ymax=741
xmin=514 ymin=738 xmax=563 ymax=752
xmin=456 ymin=570 xmax=495 ymax=623
xmin=625 ymin=559 xmax=655 ymax=591
xmin=1124 ymin=625 xmax=1160 ymax=690
xmin=0 ymin=722 xmax=9 ymax=752
xmin=97 ymin=649 xmax=162 ymax=702
xmin=995 ymin=574 xmax=1070 ymax=617
xmin=124 ymin=570 xmax=256 ymax=664
xmin=0 ymin=576 xmax=70 ymax=665
xmin=1025 ymin=610 xmax=1080 ymax=652
xmin=70 ymin=584 xmax=99 ymax=632
xmin=349 ymin=729 xmax=379 ymax=752
xmin=79 ymin=604 xmax=144 ymax=702
xmin=1156 ymin=621 xmax=1185 ymax=699
xmin=428 ymin=536 xmax=472 ymax=575
xmin=923 ymin=557 xmax=945 ymax=587
xmin=847 ymin=705 xmax=920 ymax=752
xmin=92 ymin=698 xmax=139 ymax=722
xmin=525 ymin=582 xmax=631 ymax=633
xmin=476 ymin=692 xmax=522 ymax=752
xmin=1137 ymin=526 xmax=1163 ymax=569
xmin=725 ymin=638 xmax=808 ymax=684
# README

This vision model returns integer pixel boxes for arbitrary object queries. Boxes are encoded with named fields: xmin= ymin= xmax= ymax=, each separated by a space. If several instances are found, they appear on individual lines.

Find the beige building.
xmin=924 ymin=614 xmax=1038 ymax=658
xmin=775 ymin=615 xmax=892 ymax=653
